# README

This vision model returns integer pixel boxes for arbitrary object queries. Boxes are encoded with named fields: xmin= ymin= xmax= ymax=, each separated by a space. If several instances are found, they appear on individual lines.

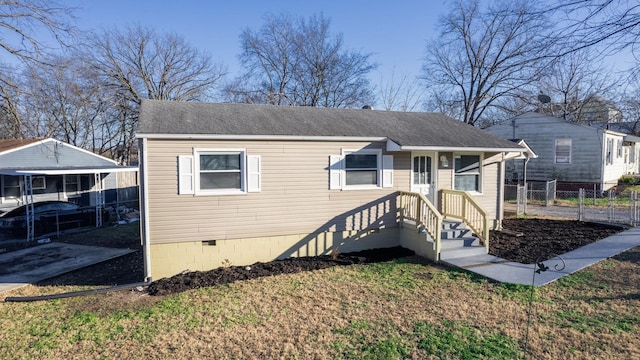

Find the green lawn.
xmin=1 ymin=247 xmax=638 ymax=359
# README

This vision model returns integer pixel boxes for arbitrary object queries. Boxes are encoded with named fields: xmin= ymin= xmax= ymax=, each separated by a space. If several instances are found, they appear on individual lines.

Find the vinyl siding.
xmin=145 ymin=139 xmax=411 ymax=245
xmin=486 ymin=114 xmax=607 ymax=184
xmin=0 ymin=140 xmax=116 ymax=168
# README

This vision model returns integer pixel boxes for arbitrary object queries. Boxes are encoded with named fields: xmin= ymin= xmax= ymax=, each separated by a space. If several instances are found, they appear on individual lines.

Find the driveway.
xmin=0 ymin=242 xmax=134 ymax=295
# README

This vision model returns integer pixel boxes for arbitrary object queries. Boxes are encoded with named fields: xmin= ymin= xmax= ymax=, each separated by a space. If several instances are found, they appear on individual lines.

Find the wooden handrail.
xmin=398 ymin=191 xmax=443 ymax=257
xmin=441 ymin=189 xmax=490 ymax=252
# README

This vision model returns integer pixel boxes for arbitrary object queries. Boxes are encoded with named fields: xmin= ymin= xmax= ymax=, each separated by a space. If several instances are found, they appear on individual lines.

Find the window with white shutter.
xmin=330 ymin=149 xmax=391 ymax=190
xmin=178 ymin=149 xmax=260 ymax=195
xmin=178 ymin=155 xmax=194 ymax=194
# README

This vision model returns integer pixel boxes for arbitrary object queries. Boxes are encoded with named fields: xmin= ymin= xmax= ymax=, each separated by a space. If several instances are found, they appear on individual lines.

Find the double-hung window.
xmin=2 ymin=175 xmax=21 ymax=199
xmin=554 ymin=138 xmax=571 ymax=164
xmin=345 ymin=152 xmax=379 ymax=186
xmin=454 ymin=155 xmax=481 ymax=192
xmin=197 ymin=150 xmax=244 ymax=193
xmin=199 ymin=152 xmax=243 ymax=190
xmin=329 ymin=149 xmax=393 ymax=190
xmin=178 ymin=149 xmax=260 ymax=195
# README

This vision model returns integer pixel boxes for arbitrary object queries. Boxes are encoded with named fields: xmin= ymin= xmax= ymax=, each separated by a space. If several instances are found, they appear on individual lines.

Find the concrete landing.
xmin=0 ymin=242 xmax=134 ymax=294
xmin=442 ymin=226 xmax=640 ymax=286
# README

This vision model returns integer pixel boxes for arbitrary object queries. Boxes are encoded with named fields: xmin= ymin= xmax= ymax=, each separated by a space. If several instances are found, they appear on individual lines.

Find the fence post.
xmin=545 ymin=181 xmax=550 ymax=207
xmin=608 ymin=190 xmax=615 ymax=223
xmin=578 ymin=188 xmax=584 ymax=221
xmin=633 ymin=191 xmax=638 ymax=226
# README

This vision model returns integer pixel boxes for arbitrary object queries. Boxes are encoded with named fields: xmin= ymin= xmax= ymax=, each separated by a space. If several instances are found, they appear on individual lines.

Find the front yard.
xmin=0 ymin=219 xmax=638 ymax=359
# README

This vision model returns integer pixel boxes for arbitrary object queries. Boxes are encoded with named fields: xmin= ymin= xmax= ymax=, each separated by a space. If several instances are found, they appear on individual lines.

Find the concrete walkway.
xmin=0 ymin=242 xmax=134 ymax=294
xmin=442 ymin=226 xmax=640 ymax=286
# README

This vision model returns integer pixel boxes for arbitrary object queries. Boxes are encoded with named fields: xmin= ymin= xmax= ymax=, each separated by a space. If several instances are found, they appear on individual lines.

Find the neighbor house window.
xmin=31 ymin=176 xmax=46 ymax=190
xmin=555 ymin=138 xmax=572 ymax=164
xmin=454 ymin=155 xmax=481 ymax=192
xmin=64 ymin=175 xmax=80 ymax=195
xmin=197 ymin=151 xmax=244 ymax=193
xmin=606 ymin=138 xmax=613 ymax=165
xmin=2 ymin=175 xmax=21 ymax=198
xmin=617 ymin=140 xmax=623 ymax=158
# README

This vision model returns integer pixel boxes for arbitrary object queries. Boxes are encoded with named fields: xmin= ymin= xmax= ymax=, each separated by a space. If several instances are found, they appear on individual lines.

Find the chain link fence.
xmin=505 ymin=183 xmax=640 ymax=225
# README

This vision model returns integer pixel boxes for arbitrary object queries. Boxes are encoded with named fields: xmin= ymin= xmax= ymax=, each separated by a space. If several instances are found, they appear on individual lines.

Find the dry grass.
xmin=1 ymin=249 xmax=639 ymax=359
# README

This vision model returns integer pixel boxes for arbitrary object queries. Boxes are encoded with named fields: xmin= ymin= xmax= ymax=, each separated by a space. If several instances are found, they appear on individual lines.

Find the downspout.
xmin=497 ymin=154 xmax=505 ymax=229
xmin=523 ymin=157 xmax=529 ymax=215
xmin=140 ymin=137 xmax=152 ymax=282
xmin=599 ymin=129 xmax=606 ymax=192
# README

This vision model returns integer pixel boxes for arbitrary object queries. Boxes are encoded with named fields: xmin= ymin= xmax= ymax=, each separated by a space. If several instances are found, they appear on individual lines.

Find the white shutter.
xmin=329 ymin=155 xmax=343 ymax=190
xmin=247 ymin=155 xmax=261 ymax=192
xmin=382 ymin=155 xmax=394 ymax=188
xmin=178 ymin=155 xmax=194 ymax=194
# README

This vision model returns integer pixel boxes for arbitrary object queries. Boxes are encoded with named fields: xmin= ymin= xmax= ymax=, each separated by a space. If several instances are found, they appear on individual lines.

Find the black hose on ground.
xmin=3 ymin=281 xmax=151 ymax=302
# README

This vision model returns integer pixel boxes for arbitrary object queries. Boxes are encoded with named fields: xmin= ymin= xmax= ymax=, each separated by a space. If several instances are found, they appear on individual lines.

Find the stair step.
xmin=441 ymin=228 xmax=471 ymax=239
xmin=440 ymin=246 xmax=487 ymax=260
xmin=440 ymin=237 xmax=481 ymax=249
xmin=442 ymin=220 xmax=466 ymax=230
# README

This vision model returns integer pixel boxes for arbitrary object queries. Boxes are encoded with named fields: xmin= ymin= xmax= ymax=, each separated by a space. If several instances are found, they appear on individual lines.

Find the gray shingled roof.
xmin=138 ymin=100 xmax=521 ymax=150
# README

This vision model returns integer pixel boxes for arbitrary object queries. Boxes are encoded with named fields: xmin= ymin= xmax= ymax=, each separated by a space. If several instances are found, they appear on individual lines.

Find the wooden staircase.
xmin=439 ymin=219 xmax=487 ymax=261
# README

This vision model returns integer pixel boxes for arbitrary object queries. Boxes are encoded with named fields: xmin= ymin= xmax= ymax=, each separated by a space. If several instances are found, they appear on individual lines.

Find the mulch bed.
xmin=489 ymin=218 xmax=624 ymax=264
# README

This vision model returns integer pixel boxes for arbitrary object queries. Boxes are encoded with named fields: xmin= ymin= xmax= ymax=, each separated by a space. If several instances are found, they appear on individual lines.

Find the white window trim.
xmin=194 ymin=148 xmax=247 ymax=196
xmin=341 ymin=148 xmax=383 ymax=190
xmin=453 ymin=153 xmax=483 ymax=195
xmin=554 ymin=138 xmax=572 ymax=164
xmin=32 ymin=176 xmax=46 ymax=190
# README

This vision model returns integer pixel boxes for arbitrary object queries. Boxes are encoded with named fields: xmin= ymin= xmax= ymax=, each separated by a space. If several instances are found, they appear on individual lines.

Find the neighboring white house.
xmin=485 ymin=112 xmax=640 ymax=191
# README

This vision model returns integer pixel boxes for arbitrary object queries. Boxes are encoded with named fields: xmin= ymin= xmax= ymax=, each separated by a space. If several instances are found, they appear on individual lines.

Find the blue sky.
xmin=68 ymin=0 xmax=448 ymax=86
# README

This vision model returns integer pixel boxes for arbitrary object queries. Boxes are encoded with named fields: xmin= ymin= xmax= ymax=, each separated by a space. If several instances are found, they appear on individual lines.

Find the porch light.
xmin=440 ymin=155 xmax=449 ymax=168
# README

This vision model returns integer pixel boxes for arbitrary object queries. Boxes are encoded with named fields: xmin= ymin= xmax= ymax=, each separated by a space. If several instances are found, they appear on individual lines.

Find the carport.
xmin=0 ymin=138 xmax=138 ymax=242
xmin=0 ymin=166 xmax=137 ymax=242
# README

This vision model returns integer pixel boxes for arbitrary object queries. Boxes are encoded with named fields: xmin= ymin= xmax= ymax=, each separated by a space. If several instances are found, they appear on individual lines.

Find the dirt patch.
xmin=490 ymin=218 xmax=624 ymax=264
xmin=26 ymin=218 xmax=625 ymax=295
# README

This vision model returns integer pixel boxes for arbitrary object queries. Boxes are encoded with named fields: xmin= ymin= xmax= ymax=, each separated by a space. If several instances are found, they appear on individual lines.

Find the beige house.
xmin=137 ymin=100 xmax=525 ymax=280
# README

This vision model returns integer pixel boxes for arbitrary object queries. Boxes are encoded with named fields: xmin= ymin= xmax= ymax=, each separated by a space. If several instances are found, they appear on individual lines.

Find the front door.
xmin=411 ymin=153 xmax=435 ymax=203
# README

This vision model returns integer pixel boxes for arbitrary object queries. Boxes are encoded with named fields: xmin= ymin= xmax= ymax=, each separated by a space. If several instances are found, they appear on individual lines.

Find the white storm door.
xmin=411 ymin=153 xmax=435 ymax=203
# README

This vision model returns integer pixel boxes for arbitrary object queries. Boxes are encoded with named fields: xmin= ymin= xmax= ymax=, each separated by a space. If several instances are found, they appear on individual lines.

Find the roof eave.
xmin=393 ymin=145 xmax=526 ymax=153
xmin=136 ymin=133 xmax=389 ymax=142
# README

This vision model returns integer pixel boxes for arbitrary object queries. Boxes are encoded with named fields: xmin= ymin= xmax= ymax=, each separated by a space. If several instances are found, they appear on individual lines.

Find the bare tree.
xmin=537 ymin=50 xmax=621 ymax=122
xmin=548 ymin=1 xmax=640 ymax=57
xmin=0 ymin=0 xmax=74 ymax=67
xmin=81 ymin=25 xmax=227 ymax=164
xmin=0 ymin=69 xmax=24 ymax=139
xmin=0 ymin=0 xmax=75 ymax=139
xmin=231 ymin=13 xmax=376 ymax=108
xmin=421 ymin=0 xmax=557 ymax=125
xmin=18 ymin=56 xmax=111 ymax=148
xmin=377 ymin=70 xmax=424 ymax=111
